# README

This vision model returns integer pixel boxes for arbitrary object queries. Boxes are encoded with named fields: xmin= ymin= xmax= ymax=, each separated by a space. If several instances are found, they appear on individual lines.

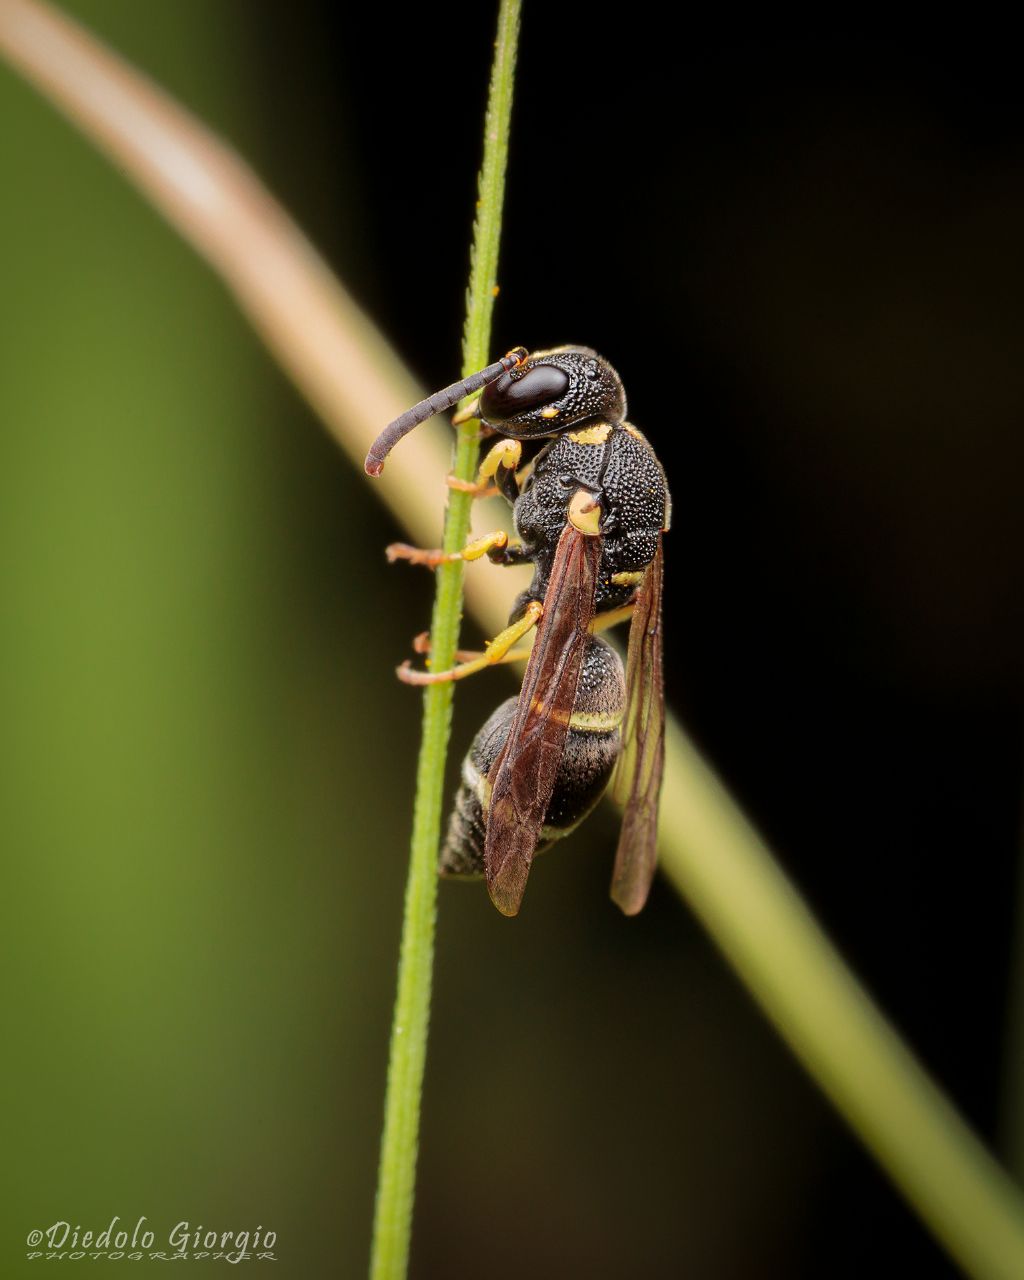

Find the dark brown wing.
xmin=484 ymin=524 xmax=601 ymax=916
xmin=610 ymin=534 xmax=665 ymax=915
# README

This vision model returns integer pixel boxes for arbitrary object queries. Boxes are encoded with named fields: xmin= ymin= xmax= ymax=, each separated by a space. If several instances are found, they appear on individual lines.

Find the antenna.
xmin=364 ymin=347 xmax=528 ymax=476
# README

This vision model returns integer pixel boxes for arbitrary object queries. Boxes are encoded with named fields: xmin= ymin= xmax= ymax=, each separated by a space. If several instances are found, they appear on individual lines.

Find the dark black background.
xmin=253 ymin=12 xmax=1023 ymax=1277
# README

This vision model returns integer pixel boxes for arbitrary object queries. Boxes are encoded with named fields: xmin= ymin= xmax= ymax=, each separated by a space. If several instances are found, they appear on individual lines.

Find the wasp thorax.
xmin=479 ymin=346 xmax=627 ymax=437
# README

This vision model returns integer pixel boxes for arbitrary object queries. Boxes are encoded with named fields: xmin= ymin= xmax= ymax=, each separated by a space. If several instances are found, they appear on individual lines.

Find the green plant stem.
xmin=368 ymin=4 xmax=520 ymax=1278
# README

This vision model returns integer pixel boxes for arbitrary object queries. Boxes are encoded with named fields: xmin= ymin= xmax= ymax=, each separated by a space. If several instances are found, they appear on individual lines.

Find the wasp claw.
xmin=397 ymin=661 xmax=445 ymax=686
xmin=386 ymin=542 xmax=445 ymax=568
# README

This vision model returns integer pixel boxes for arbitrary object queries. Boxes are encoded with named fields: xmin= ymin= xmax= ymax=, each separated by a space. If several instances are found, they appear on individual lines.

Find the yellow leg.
xmin=446 ymin=475 xmax=499 ymax=497
xmin=445 ymin=438 xmax=523 ymax=498
xmin=398 ymin=602 xmax=542 ymax=685
xmin=412 ymin=630 xmax=532 ymax=664
xmin=590 ymin=603 xmax=635 ymax=634
xmin=479 ymin=439 xmax=522 ymax=479
xmin=386 ymin=530 xmax=509 ymax=568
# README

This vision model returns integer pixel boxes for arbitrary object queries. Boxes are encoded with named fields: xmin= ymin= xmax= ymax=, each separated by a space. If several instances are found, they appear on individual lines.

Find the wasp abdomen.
xmin=439 ymin=637 xmax=625 ymax=879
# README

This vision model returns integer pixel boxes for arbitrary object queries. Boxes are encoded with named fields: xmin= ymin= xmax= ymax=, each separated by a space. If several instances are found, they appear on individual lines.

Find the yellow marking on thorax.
xmin=568 ymin=422 xmax=612 ymax=445
xmin=568 ymin=488 xmax=602 ymax=535
xmin=611 ymin=570 xmax=645 ymax=587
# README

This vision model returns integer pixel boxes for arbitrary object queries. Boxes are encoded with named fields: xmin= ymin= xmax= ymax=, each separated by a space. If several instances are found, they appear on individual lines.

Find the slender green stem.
xmin=368 ymin=5 xmax=520 ymax=1279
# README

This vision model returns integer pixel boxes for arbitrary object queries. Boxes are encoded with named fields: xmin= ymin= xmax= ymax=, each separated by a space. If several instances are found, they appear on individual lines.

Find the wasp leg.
xmin=485 ymin=540 xmax=531 ymax=567
xmin=591 ymin=603 xmax=636 ymax=634
xmin=412 ymin=630 xmax=532 ymax=664
xmin=450 ymin=395 xmax=482 ymax=426
xmin=446 ymin=476 xmax=499 ymax=497
xmin=479 ymin=438 xmax=522 ymax=479
xmin=445 ymin=438 xmax=523 ymax=498
xmin=386 ymin=530 xmax=510 ymax=569
xmin=398 ymin=601 xmax=543 ymax=685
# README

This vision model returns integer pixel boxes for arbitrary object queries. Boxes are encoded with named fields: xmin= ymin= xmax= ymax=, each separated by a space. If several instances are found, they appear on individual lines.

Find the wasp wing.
xmin=484 ymin=523 xmax=602 ymax=916
xmin=610 ymin=534 xmax=665 ymax=915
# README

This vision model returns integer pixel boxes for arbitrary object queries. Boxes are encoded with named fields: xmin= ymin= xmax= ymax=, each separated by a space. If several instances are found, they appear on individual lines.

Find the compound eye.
xmin=480 ymin=364 xmax=570 ymax=421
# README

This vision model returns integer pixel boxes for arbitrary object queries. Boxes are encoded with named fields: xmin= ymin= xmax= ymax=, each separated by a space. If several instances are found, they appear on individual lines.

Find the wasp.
xmin=364 ymin=346 xmax=669 ymax=917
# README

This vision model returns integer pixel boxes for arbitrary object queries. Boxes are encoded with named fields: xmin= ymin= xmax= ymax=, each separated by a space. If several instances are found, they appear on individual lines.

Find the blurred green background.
xmin=3 ymin=6 xmax=1024 ymax=1278
xmin=0 ymin=4 xmax=419 ymax=1274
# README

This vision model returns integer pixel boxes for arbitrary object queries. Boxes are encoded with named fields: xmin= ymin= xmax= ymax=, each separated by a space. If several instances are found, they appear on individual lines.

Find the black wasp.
xmin=365 ymin=345 xmax=669 ymax=917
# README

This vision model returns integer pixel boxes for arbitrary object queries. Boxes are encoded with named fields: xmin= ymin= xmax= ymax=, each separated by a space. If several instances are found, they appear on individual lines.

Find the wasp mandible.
xmin=365 ymin=346 xmax=669 ymax=917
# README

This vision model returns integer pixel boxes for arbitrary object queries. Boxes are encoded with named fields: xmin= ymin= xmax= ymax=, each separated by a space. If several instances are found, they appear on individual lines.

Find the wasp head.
xmin=474 ymin=346 xmax=626 ymax=437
